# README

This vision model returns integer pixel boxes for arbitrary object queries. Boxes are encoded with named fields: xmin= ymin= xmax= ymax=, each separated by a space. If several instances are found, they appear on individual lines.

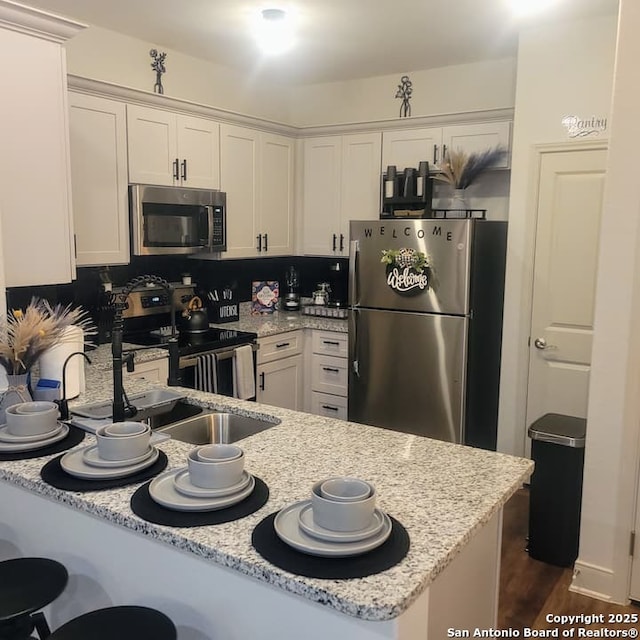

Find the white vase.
xmin=450 ymin=189 xmax=468 ymax=216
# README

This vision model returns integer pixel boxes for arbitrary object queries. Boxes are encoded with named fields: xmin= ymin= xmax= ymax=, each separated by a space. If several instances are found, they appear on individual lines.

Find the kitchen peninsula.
xmin=0 ymin=352 xmax=532 ymax=639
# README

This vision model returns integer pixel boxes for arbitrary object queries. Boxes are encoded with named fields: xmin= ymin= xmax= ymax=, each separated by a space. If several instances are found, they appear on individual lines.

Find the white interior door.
xmin=525 ymin=146 xmax=607 ymax=435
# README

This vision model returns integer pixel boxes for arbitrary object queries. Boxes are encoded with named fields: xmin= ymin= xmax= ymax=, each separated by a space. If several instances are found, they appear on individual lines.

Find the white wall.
xmin=288 ymin=58 xmax=517 ymax=127
xmin=497 ymin=13 xmax=617 ymax=457
xmin=63 ymin=26 xmax=294 ymax=124
xmin=573 ymin=0 xmax=640 ymax=604
xmin=63 ymin=27 xmax=517 ymax=129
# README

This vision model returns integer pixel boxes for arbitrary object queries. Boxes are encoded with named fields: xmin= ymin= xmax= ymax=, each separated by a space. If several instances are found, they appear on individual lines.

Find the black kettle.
xmin=180 ymin=296 xmax=209 ymax=333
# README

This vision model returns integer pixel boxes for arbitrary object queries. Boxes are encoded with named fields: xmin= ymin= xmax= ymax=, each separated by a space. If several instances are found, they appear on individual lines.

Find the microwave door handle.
xmin=205 ymin=205 xmax=215 ymax=250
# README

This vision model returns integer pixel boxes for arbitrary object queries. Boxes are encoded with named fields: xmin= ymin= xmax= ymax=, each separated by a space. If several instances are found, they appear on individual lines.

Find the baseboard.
xmin=570 ymin=560 xmax=629 ymax=605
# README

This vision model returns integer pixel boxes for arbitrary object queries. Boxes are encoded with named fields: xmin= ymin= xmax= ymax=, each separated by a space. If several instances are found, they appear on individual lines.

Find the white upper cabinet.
xmin=220 ymin=124 xmax=294 ymax=258
xmin=382 ymin=121 xmax=511 ymax=171
xmin=127 ymin=105 xmax=220 ymax=189
xmin=69 ymin=93 xmax=129 ymax=266
xmin=302 ymin=133 xmax=381 ymax=257
xmin=0 ymin=3 xmax=84 ymax=287
xmin=441 ymin=122 xmax=511 ymax=168
xmin=381 ymin=127 xmax=442 ymax=171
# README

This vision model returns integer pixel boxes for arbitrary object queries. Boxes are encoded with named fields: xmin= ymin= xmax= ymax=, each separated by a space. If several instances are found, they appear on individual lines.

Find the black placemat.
xmin=251 ymin=512 xmax=410 ymax=579
xmin=40 ymin=450 xmax=168 ymax=492
xmin=0 ymin=425 xmax=85 ymax=461
xmin=130 ymin=476 xmax=269 ymax=527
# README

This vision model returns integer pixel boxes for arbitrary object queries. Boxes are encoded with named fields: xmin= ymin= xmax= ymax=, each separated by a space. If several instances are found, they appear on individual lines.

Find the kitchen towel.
xmin=195 ymin=352 xmax=218 ymax=393
xmin=130 ymin=476 xmax=269 ymax=527
xmin=251 ymin=512 xmax=410 ymax=579
xmin=232 ymin=345 xmax=255 ymax=400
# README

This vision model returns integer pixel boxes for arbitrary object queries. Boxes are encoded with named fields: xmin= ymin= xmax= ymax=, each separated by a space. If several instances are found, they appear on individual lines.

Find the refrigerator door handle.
xmin=349 ymin=240 xmax=359 ymax=305
xmin=351 ymin=307 xmax=360 ymax=377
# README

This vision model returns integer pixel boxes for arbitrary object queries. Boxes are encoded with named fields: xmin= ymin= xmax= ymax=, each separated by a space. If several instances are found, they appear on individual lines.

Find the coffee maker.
xmin=283 ymin=266 xmax=300 ymax=311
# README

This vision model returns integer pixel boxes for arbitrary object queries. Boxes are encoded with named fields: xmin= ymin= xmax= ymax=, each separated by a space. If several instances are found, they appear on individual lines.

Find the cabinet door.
xmin=220 ymin=124 xmax=260 ymax=258
xmin=69 ymin=93 xmax=129 ymax=266
xmin=441 ymin=122 xmax=511 ymax=168
xmin=339 ymin=132 xmax=382 ymax=251
xmin=127 ymin=105 xmax=177 ymax=186
xmin=382 ymin=127 xmax=443 ymax=171
xmin=123 ymin=357 xmax=168 ymax=384
xmin=259 ymin=132 xmax=294 ymax=256
xmin=257 ymin=354 xmax=304 ymax=411
xmin=0 ymin=28 xmax=75 ymax=286
xmin=177 ymin=115 xmax=220 ymax=189
xmin=302 ymin=136 xmax=342 ymax=256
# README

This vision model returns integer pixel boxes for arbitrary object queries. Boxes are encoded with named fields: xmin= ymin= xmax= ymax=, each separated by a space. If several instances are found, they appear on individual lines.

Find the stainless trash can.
xmin=527 ymin=413 xmax=586 ymax=567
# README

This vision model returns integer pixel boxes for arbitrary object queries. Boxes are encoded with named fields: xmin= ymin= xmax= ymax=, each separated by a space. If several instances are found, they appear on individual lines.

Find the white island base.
xmin=0 ymin=482 xmax=502 ymax=640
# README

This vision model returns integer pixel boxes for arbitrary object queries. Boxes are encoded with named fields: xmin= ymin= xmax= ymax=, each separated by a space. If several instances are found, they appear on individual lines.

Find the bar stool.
xmin=48 ymin=606 xmax=177 ymax=640
xmin=0 ymin=557 xmax=69 ymax=640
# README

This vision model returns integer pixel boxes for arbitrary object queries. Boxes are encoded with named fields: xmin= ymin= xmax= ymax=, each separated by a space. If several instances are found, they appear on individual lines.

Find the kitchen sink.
xmin=71 ymin=389 xmax=185 ymax=420
xmin=156 ymin=412 xmax=280 ymax=444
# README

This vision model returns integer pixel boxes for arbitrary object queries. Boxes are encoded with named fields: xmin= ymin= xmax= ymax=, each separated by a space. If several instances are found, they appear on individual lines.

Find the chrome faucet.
xmin=112 ymin=275 xmax=181 ymax=423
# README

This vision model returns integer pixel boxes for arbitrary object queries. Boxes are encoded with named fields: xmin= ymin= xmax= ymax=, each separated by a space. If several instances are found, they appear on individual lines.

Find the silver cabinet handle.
xmin=534 ymin=337 xmax=557 ymax=351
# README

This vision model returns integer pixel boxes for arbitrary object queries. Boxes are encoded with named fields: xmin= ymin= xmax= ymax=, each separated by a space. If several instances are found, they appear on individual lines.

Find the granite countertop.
xmin=209 ymin=303 xmax=347 ymax=337
xmin=0 ymin=354 xmax=532 ymax=622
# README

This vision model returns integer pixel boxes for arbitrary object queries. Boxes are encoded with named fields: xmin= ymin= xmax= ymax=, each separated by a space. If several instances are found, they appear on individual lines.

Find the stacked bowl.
xmin=274 ymin=476 xmax=392 ymax=557
xmin=148 ymin=444 xmax=256 ymax=511
xmin=0 ymin=401 xmax=69 ymax=452
xmin=60 ymin=421 xmax=159 ymax=479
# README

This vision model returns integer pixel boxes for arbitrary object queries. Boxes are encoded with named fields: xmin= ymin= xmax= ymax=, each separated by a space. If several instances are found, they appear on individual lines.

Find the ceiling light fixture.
xmin=254 ymin=7 xmax=295 ymax=56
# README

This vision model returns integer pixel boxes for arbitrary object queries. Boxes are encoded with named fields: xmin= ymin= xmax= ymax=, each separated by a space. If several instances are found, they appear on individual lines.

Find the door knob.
xmin=534 ymin=337 xmax=556 ymax=351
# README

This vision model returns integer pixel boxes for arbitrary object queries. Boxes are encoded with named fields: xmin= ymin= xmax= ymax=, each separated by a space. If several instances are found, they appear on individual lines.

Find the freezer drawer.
xmin=349 ymin=308 xmax=467 ymax=443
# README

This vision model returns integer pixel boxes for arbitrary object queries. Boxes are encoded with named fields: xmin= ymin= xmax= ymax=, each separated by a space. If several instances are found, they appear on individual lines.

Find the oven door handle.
xmin=179 ymin=342 xmax=259 ymax=369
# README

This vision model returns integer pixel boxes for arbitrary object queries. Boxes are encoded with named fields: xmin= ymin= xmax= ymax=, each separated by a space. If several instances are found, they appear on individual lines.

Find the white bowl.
xmin=95 ymin=423 xmax=150 ymax=461
xmin=103 ymin=421 xmax=148 ymax=438
xmin=196 ymin=444 xmax=243 ymax=462
xmin=6 ymin=402 xmax=59 ymax=436
xmin=311 ymin=479 xmax=376 ymax=532
xmin=320 ymin=477 xmax=371 ymax=502
xmin=187 ymin=446 xmax=245 ymax=489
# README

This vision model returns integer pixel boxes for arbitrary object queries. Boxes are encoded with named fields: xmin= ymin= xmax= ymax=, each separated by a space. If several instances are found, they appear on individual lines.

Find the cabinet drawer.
xmin=311 ymin=355 xmax=348 ymax=396
xmin=311 ymin=331 xmax=348 ymax=358
xmin=311 ymin=392 xmax=348 ymax=420
xmin=257 ymin=330 xmax=303 ymax=364
xmin=123 ymin=357 xmax=168 ymax=383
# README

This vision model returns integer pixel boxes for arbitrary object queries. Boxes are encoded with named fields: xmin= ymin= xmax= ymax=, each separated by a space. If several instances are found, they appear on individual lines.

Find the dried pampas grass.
xmin=435 ymin=147 xmax=506 ymax=189
xmin=0 ymin=299 xmax=96 ymax=374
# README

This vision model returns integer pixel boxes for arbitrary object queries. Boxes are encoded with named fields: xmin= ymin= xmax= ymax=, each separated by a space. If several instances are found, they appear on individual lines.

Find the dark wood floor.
xmin=499 ymin=488 xmax=640 ymax=633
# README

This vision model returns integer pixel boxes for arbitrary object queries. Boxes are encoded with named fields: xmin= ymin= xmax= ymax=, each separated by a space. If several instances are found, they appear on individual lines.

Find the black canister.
xmin=402 ymin=167 xmax=416 ymax=198
xmin=384 ymin=165 xmax=397 ymax=199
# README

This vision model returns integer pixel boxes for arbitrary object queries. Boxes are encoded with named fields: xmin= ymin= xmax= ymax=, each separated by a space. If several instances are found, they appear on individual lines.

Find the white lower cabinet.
xmin=256 ymin=331 xmax=304 ymax=411
xmin=308 ymin=330 xmax=349 ymax=418
xmin=310 ymin=391 xmax=348 ymax=420
xmin=123 ymin=357 xmax=168 ymax=384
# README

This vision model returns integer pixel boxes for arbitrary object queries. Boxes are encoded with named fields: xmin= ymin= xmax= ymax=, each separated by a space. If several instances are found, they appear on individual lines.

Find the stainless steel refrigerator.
xmin=348 ymin=219 xmax=507 ymax=450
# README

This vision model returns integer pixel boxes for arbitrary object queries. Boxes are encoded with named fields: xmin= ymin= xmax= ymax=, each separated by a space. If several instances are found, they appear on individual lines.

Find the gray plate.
xmin=149 ymin=468 xmax=255 ymax=511
xmin=274 ymin=500 xmax=392 ymax=558
xmin=0 ymin=421 xmax=64 ymax=444
xmin=297 ymin=503 xmax=386 ymax=543
xmin=0 ymin=423 xmax=69 ymax=452
xmin=173 ymin=468 xmax=252 ymax=498
xmin=82 ymin=444 xmax=156 ymax=469
xmin=60 ymin=445 xmax=159 ymax=479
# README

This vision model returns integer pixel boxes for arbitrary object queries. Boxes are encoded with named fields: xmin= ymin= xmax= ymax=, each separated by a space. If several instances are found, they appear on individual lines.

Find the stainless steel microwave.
xmin=130 ymin=184 xmax=226 ymax=256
